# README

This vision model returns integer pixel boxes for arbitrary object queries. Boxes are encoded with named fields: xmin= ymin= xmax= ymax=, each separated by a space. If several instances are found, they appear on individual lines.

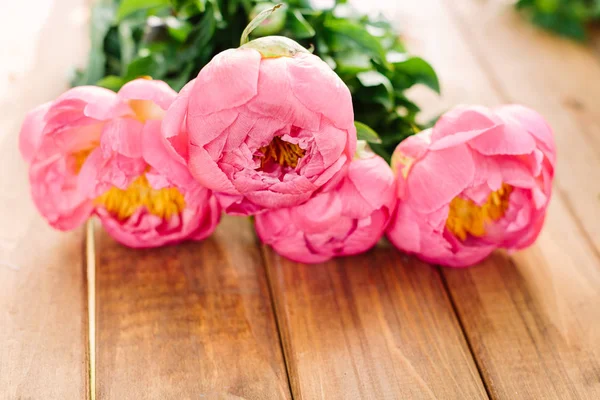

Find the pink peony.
xmin=19 ymin=86 xmax=119 ymax=230
xmin=164 ymin=44 xmax=356 ymax=215
xmin=77 ymin=79 xmax=221 ymax=248
xmin=386 ymin=105 xmax=556 ymax=267
xmin=255 ymin=144 xmax=397 ymax=263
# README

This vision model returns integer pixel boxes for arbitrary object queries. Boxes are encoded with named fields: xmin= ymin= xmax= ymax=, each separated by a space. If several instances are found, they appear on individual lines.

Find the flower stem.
xmin=240 ymin=3 xmax=283 ymax=46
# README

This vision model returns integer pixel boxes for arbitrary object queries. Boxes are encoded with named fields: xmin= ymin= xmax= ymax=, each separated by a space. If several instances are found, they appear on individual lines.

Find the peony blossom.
xmin=77 ymin=79 xmax=221 ymax=248
xmin=164 ymin=40 xmax=356 ymax=215
xmin=255 ymin=143 xmax=396 ymax=263
xmin=19 ymin=86 xmax=119 ymax=230
xmin=386 ymin=105 xmax=556 ymax=267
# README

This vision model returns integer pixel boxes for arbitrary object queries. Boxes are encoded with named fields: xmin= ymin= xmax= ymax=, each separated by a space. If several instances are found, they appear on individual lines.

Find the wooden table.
xmin=1 ymin=0 xmax=599 ymax=399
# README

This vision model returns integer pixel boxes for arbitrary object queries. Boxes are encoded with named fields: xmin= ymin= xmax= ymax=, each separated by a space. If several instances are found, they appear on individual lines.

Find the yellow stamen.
xmin=128 ymin=99 xmax=165 ymax=122
xmin=446 ymin=184 xmax=513 ymax=241
xmin=71 ymin=146 xmax=97 ymax=173
xmin=95 ymin=175 xmax=186 ymax=220
xmin=258 ymin=136 xmax=306 ymax=169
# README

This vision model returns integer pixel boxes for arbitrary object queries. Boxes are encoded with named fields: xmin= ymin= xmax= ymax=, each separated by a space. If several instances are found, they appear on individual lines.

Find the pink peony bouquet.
xmin=19 ymin=6 xmax=555 ymax=267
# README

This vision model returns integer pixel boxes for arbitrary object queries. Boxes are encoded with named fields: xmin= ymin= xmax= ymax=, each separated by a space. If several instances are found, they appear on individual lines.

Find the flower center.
xmin=258 ymin=136 xmax=306 ymax=169
xmin=95 ymin=175 xmax=186 ymax=220
xmin=446 ymin=184 xmax=513 ymax=241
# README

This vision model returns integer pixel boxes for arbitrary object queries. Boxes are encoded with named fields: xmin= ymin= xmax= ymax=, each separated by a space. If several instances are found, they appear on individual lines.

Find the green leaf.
xmin=124 ymin=53 xmax=168 ymax=80
xmin=208 ymin=0 xmax=224 ymax=24
xmin=324 ymin=18 xmax=391 ymax=68
xmin=393 ymin=57 xmax=440 ymax=93
xmin=288 ymin=10 xmax=316 ymax=38
xmin=354 ymin=121 xmax=382 ymax=144
xmin=165 ymin=16 xmax=194 ymax=42
xmin=171 ymin=0 xmax=205 ymax=13
xmin=334 ymin=50 xmax=372 ymax=74
xmin=241 ymin=3 xmax=283 ymax=45
xmin=72 ymin=2 xmax=115 ymax=86
xmin=73 ymin=0 xmax=441 ymax=160
xmin=95 ymin=75 xmax=126 ymax=91
xmin=117 ymin=0 xmax=170 ymax=21
xmin=166 ymin=63 xmax=195 ymax=91
xmin=357 ymin=71 xmax=395 ymax=110
xmin=118 ymin=21 xmax=137 ymax=74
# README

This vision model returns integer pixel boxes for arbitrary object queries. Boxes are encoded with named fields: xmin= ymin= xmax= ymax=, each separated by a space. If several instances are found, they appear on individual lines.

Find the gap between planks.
xmin=85 ymin=220 xmax=97 ymax=400
xmin=437 ymin=266 xmax=493 ymax=399
xmin=259 ymin=244 xmax=297 ymax=399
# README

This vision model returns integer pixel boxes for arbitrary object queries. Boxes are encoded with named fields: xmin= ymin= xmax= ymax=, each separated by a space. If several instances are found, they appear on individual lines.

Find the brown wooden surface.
xmin=403 ymin=0 xmax=600 ymax=398
xmin=0 ymin=0 xmax=90 ymax=398
xmin=262 ymin=243 xmax=488 ymax=400
xmin=1 ymin=0 xmax=600 ymax=399
xmin=95 ymin=216 xmax=291 ymax=399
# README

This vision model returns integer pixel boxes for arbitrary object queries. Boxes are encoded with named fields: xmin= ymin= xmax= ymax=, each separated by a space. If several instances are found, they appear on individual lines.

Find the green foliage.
xmin=516 ymin=0 xmax=600 ymax=41
xmin=354 ymin=121 xmax=382 ymax=144
xmin=72 ymin=0 xmax=440 ymax=160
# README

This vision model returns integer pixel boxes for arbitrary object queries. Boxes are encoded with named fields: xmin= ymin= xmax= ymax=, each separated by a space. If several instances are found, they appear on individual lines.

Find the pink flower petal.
xmin=100 ymin=118 xmax=145 ymax=159
xmin=407 ymin=145 xmax=475 ymax=213
xmin=117 ymin=79 xmax=176 ymax=110
xmin=188 ymin=48 xmax=261 ymax=116
xmin=288 ymin=52 xmax=354 ymax=130
xmin=19 ymin=102 xmax=50 ymax=162
xmin=468 ymin=123 xmax=537 ymax=156
xmin=432 ymin=105 xmax=497 ymax=142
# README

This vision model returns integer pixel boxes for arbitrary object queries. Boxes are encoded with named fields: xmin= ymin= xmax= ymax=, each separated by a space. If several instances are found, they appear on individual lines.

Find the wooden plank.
xmin=400 ymin=0 xmax=600 ymax=398
xmin=0 ymin=0 xmax=90 ymax=398
xmin=263 ymin=243 xmax=489 ymax=399
xmin=95 ymin=216 xmax=292 ymax=399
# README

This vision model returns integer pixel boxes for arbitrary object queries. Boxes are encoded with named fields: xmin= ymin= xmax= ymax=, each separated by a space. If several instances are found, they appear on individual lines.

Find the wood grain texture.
xmin=401 ymin=0 xmax=600 ymax=398
xmin=263 ymin=243 xmax=488 ymax=400
xmin=95 ymin=216 xmax=291 ymax=400
xmin=0 ymin=0 xmax=90 ymax=398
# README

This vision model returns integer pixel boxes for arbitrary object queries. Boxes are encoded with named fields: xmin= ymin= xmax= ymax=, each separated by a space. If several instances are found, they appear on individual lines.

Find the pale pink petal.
xmin=340 ymin=209 xmax=389 ymax=256
xmin=432 ymin=105 xmax=497 ymax=141
xmin=288 ymin=52 xmax=354 ymax=130
xmin=407 ymin=145 xmax=475 ymax=213
xmin=188 ymin=144 xmax=237 ymax=193
xmin=100 ymin=118 xmax=145 ymax=159
xmin=162 ymin=79 xmax=195 ymax=140
xmin=19 ymin=102 xmax=50 ymax=162
xmin=117 ymin=79 xmax=177 ymax=110
xmin=246 ymin=56 xmax=320 ymax=131
xmin=188 ymin=48 xmax=261 ymax=116
xmin=468 ymin=123 xmax=537 ymax=156
xmin=386 ymin=204 xmax=422 ymax=254
xmin=346 ymin=155 xmax=396 ymax=212
xmin=291 ymin=191 xmax=343 ymax=233
xmin=142 ymin=120 xmax=194 ymax=188
xmin=52 ymin=86 xmax=119 ymax=121
xmin=496 ymin=104 xmax=556 ymax=166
